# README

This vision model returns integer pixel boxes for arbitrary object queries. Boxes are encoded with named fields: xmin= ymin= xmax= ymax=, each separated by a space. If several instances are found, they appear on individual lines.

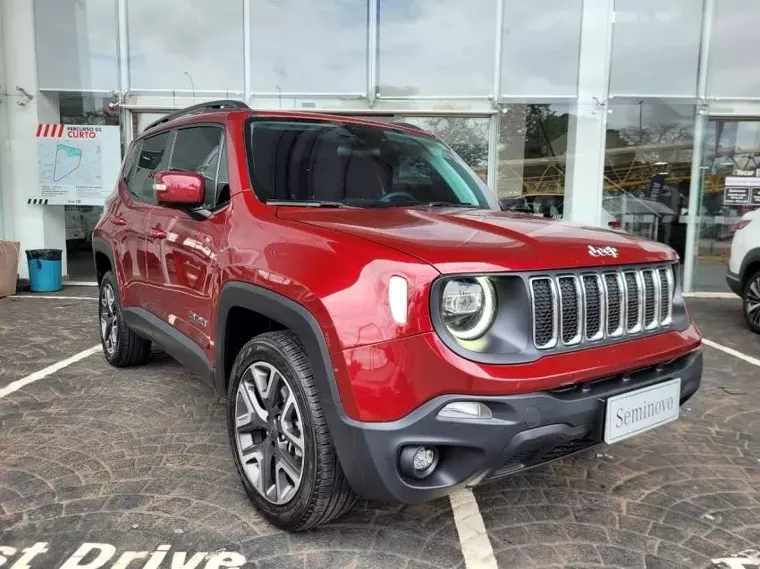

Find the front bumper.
xmin=335 ymin=349 xmax=702 ymax=503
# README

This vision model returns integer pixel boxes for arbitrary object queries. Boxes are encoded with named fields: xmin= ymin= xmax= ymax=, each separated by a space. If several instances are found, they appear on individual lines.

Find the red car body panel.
xmin=275 ymin=207 xmax=677 ymax=274
xmin=95 ymin=108 xmax=701 ymax=425
xmin=336 ymin=324 xmax=701 ymax=421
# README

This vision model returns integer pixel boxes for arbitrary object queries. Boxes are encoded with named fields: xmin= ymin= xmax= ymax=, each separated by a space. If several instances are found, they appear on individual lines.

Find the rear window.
xmin=245 ymin=119 xmax=497 ymax=209
xmin=126 ymin=131 xmax=171 ymax=203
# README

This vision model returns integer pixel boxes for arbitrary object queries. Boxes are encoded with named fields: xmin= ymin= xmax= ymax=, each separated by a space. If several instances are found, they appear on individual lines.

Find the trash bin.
xmin=26 ymin=249 xmax=63 ymax=292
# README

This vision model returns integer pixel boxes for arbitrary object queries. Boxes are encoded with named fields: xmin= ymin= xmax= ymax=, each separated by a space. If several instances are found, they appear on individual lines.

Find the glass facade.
xmin=501 ymin=0 xmax=582 ymax=98
xmin=497 ymin=103 xmax=573 ymax=199
xmin=127 ymin=0 xmax=245 ymax=95
xmin=695 ymin=119 xmax=760 ymax=290
xmin=250 ymin=0 xmax=368 ymax=95
xmin=708 ymin=0 xmax=760 ymax=99
xmin=604 ymin=100 xmax=695 ymax=251
xmin=34 ymin=0 xmax=118 ymax=91
xmin=378 ymin=0 xmax=497 ymax=97
xmin=25 ymin=0 xmax=760 ymax=290
xmin=609 ymin=0 xmax=702 ymax=97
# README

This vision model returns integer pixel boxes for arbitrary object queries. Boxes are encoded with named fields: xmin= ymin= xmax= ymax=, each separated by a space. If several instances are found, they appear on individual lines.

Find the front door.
xmin=144 ymin=125 xmax=228 ymax=360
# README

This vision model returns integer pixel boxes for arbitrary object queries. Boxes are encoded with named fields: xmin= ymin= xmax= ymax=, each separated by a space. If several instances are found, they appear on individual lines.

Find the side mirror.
xmin=153 ymin=171 xmax=204 ymax=206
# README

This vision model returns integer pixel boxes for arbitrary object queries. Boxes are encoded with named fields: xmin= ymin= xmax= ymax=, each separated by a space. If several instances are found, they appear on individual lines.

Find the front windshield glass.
xmin=246 ymin=118 xmax=498 ymax=209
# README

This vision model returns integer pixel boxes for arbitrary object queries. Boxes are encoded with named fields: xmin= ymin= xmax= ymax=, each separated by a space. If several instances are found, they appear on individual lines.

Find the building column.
xmin=682 ymin=0 xmax=716 ymax=293
xmin=0 ymin=2 xmax=10 ymax=242
xmin=563 ymin=0 xmax=615 ymax=227
xmin=0 ymin=0 xmax=67 ymax=279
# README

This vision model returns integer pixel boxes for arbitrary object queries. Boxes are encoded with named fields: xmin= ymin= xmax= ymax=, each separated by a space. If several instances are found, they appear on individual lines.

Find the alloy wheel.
xmin=746 ymin=278 xmax=760 ymax=327
xmin=234 ymin=361 xmax=305 ymax=505
xmin=100 ymin=283 xmax=119 ymax=355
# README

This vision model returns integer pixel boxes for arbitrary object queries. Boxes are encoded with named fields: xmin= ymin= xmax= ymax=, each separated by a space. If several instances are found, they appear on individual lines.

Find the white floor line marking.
xmin=0 ymin=345 xmax=101 ymax=399
xmin=9 ymin=296 xmax=97 ymax=300
xmin=683 ymin=292 xmax=738 ymax=299
xmin=449 ymin=489 xmax=498 ymax=569
xmin=65 ymin=281 xmax=98 ymax=287
xmin=703 ymin=338 xmax=760 ymax=367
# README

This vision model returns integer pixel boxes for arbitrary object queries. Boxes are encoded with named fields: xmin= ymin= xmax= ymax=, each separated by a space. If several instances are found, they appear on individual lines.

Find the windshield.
xmin=245 ymin=118 xmax=498 ymax=209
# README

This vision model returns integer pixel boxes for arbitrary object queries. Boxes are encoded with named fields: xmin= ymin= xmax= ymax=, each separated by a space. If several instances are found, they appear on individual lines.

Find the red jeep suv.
xmin=93 ymin=101 xmax=702 ymax=531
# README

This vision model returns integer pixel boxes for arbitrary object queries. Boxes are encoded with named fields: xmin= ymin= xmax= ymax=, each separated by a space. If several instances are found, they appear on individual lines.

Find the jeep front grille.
xmin=529 ymin=265 xmax=675 ymax=350
xmin=530 ymin=278 xmax=558 ymax=349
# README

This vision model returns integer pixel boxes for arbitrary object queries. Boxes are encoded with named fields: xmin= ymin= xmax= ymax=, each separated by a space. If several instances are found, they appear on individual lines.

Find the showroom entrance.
xmin=693 ymin=117 xmax=760 ymax=290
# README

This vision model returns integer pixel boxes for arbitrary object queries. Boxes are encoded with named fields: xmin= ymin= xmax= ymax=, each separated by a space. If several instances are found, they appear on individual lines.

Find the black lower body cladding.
xmin=332 ymin=350 xmax=702 ymax=503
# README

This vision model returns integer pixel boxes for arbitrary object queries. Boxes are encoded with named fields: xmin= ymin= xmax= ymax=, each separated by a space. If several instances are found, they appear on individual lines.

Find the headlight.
xmin=441 ymin=277 xmax=496 ymax=340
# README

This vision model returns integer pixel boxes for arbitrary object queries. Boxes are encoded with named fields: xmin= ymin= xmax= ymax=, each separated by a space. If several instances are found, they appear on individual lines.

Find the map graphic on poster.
xmin=34 ymin=124 xmax=120 ymax=206
xmin=53 ymin=145 xmax=84 ymax=182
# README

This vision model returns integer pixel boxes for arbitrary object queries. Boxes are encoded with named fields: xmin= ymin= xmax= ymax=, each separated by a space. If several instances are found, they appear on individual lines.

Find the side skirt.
xmin=123 ymin=307 xmax=215 ymax=387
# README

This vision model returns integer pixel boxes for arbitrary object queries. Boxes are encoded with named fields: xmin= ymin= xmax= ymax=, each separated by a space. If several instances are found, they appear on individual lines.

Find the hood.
xmin=276 ymin=206 xmax=677 ymax=274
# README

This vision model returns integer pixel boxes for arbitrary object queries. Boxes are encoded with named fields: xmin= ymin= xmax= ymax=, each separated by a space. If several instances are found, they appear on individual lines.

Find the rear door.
xmin=144 ymin=125 xmax=228 ymax=359
xmin=112 ymin=131 xmax=172 ymax=307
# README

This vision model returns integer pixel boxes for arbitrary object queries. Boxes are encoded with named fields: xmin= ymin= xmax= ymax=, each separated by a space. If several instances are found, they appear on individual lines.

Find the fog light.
xmin=399 ymin=445 xmax=439 ymax=479
xmin=413 ymin=447 xmax=435 ymax=471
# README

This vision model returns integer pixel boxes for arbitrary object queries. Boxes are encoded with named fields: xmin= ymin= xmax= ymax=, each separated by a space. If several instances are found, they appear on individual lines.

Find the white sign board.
xmin=35 ymin=124 xmax=121 ymax=206
xmin=725 ymin=176 xmax=760 ymax=188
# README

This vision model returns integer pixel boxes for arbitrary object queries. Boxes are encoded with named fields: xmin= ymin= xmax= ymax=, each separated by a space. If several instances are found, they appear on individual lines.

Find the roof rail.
xmin=143 ymin=100 xmax=249 ymax=132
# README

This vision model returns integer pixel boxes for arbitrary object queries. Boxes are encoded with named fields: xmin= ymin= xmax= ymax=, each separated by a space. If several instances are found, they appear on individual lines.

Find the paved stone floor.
xmin=0 ymin=292 xmax=758 ymax=569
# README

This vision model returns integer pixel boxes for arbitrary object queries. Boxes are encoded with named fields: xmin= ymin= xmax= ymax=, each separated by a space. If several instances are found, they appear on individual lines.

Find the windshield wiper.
xmin=365 ymin=200 xmax=484 ymax=209
xmin=266 ymin=200 xmax=354 ymax=208
xmin=422 ymin=201 xmax=482 ymax=208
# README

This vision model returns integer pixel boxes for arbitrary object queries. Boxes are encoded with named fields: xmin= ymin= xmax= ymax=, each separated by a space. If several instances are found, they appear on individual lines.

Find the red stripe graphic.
xmin=36 ymin=124 xmax=66 ymax=137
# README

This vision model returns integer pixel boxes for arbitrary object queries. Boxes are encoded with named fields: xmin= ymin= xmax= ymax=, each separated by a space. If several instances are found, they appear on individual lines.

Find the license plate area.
xmin=604 ymin=378 xmax=681 ymax=444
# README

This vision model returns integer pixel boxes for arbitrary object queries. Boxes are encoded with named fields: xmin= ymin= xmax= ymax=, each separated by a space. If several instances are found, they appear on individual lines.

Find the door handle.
xmin=113 ymin=216 xmax=127 ymax=226
xmin=149 ymin=228 xmax=167 ymax=239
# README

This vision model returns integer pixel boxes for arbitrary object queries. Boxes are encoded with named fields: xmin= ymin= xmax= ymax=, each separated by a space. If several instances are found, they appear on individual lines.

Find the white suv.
xmin=727 ymin=208 xmax=760 ymax=332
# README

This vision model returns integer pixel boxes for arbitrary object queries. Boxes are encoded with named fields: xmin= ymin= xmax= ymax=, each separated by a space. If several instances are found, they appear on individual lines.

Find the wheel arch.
xmin=740 ymin=247 xmax=760 ymax=288
xmin=215 ymin=282 xmax=345 ymax=415
xmin=91 ymin=237 xmax=116 ymax=285
xmin=215 ymin=282 xmax=408 ymax=502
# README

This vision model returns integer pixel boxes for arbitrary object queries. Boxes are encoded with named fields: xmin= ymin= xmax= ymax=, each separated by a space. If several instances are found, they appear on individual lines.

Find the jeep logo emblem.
xmin=588 ymin=245 xmax=618 ymax=258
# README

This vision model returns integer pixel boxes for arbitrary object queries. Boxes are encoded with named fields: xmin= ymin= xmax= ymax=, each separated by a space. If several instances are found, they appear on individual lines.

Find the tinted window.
xmin=395 ymin=155 xmax=433 ymax=184
xmin=170 ymin=126 xmax=227 ymax=209
xmin=128 ymin=131 xmax=171 ymax=203
xmin=246 ymin=119 xmax=498 ymax=209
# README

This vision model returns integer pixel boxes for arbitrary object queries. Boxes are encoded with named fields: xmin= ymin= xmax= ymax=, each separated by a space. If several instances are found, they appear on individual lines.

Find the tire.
xmin=99 ymin=271 xmax=151 ymax=366
xmin=227 ymin=331 xmax=356 ymax=531
xmin=743 ymin=270 xmax=760 ymax=334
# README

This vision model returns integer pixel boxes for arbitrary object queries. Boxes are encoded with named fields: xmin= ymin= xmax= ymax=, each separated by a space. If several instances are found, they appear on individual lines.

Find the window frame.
xmin=121 ymin=139 xmax=142 ymax=183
